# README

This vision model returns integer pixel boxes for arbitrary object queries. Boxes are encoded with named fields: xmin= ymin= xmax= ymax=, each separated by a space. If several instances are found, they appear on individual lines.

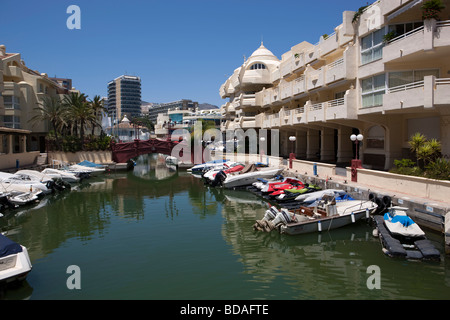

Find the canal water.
xmin=1 ymin=154 xmax=450 ymax=300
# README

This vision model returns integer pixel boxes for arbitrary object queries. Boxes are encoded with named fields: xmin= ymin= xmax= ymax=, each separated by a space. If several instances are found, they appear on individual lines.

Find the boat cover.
xmin=383 ymin=207 xmax=425 ymax=238
xmin=0 ymin=234 xmax=22 ymax=258
xmin=78 ymin=160 xmax=104 ymax=168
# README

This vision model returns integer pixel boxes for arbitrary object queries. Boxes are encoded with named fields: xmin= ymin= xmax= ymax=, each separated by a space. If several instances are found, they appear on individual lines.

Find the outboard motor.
xmin=211 ymin=170 xmax=227 ymax=187
xmin=269 ymin=208 xmax=294 ymax=228
xmin=262 ymin=206 xmax=279 ymax=222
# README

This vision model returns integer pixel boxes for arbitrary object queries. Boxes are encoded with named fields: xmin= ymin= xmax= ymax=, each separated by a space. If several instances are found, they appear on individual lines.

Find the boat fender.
xmin=318 ymin=221 xmax=322 ymax=232
xmin=369 ymin=193 xmax=376 ymax=201
xmin=351 ymin=212 xmax=355 ymax=223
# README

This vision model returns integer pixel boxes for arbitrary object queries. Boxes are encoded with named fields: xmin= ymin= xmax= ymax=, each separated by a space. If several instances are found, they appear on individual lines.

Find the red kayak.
xmin=262 ymin=178 xmax=304 ymax=193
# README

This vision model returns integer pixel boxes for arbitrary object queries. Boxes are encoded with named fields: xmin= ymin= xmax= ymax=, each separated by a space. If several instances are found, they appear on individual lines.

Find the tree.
xmin=63 ymin=92 xmax=96 ymax=148
xmin=408 ymin=133 xmax=441 ymax=167
xmin=89 ymin=95 xmax=106 ymax=135
xmin=29 ymin=96 xmax=66 ymax=149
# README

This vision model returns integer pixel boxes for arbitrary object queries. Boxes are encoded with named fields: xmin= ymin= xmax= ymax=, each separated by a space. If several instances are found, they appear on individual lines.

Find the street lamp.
xmin=350 ymin=134 xmax=363 ymax=160
xmin=350 ymin=133 xmax=363 ymax=182
xmin=289 ymin=135 xmax=296 ymax=169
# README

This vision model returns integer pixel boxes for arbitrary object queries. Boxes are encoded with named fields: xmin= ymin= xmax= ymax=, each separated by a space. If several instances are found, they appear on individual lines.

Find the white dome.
xmin=249 ymin=42 xmax=278 ymax=61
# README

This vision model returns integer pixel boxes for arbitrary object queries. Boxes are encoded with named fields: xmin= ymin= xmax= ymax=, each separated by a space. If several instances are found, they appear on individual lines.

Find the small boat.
xmin=187 ymin=159 xmax=228 ymax=173
xmin=275 ymin=184 xmax=322 ymax=202
xmin=41 ymin=168 xmax=80 ymax=183
xmin=294 ymin=189 xmax=346 ymax=203
xmin=202 ymin=163 xmax=244 ymax=183
xmin=372 ymin=207 xmax=440 ymax=260
xmin=222 ymin=165 xmax=284 ymax=189
xmin=0 ymin=233 xmax=32 ymax=284
xmin=7 ymin=190 xmax=41 ymax=206
xmin=68 ymin=164 xmax=105 ymax=176
xmin=254 ymin=195 xmax=378 ymax=235
xmin=15 ymin=170 xmax=54 ymax=183
xmin=0 ymin=172 xmax=50 ymax=195
xmin=260 ymin=177 xmax=304 ymax=194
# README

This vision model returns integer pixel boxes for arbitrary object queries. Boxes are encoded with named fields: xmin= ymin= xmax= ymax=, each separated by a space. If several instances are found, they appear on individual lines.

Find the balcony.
xmin=325 ymin=90 xmax=357 ymax=120
xmin=292 ymin=75 xmax=306 ymax=96
xmin=279 ymin=80 xmax=292 ymax=100
xmin=3 ymin=66 xmax=23 ymax=80
xmin=240 ymin=94 xmax=256 ymax=108
xmin=239 ymin=116 xmax=257 ymax=129
xmin=306 ymin=67 xmax=324 ymax=91
xmin=270 ymin=113 xmax=281 ymax=128
xmin=383 ymin=76 xmax=450 ymax=112
xmin=279 ymin=108 xmax=294 ymax=127
xmin=3 ymin=82 xmax=21 ymax=96
xmin=383 ymin=20 xmax=450 ymax=64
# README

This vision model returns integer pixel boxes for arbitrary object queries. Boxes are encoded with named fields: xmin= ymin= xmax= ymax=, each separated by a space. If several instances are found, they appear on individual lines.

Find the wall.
xmin=48 ymin=151 xmax=112 ymax=165
xmin=0 ymin=151 xmax=40 ymax=170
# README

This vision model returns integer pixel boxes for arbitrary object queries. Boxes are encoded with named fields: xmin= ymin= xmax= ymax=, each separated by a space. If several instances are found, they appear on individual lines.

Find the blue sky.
xmin=1 ymin=0 xmax=368 ymax=107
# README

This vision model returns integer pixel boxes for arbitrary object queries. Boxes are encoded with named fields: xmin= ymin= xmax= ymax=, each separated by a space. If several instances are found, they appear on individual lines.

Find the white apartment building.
xmin=220 ymin=0 xmax=450 ymax=170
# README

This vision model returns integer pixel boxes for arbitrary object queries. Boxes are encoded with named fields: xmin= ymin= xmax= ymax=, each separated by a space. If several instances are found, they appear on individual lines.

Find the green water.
xmin=1 ymin=154 xmax=450 ymax=300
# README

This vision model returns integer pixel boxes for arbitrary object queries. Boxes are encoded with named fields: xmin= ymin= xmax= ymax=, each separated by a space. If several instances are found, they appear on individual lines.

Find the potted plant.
xmin=421 ymin=0 xmax=446 ymax=20
xmin=383 ymin=30 xmax=397 ymax=43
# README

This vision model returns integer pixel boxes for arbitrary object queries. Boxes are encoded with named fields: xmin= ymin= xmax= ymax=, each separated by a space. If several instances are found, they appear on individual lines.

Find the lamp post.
xmin=289 ymin=135 xmax=296 ymax=169
xmin=350 ymin=133 xmax=363 ymax=182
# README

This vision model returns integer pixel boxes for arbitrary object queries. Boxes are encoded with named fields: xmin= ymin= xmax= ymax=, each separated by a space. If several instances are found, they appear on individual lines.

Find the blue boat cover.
xmin=0 ymin=234 xmax=22 ymax=258
xmin=384 ymin=212 xmax=415 ymax=227
xmin=78 ymin=160 xmax=103 ymax=167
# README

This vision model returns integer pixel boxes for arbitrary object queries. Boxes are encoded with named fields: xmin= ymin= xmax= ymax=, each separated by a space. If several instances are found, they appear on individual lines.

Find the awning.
xmin=387 ymin=0 xmax=423 ymax=21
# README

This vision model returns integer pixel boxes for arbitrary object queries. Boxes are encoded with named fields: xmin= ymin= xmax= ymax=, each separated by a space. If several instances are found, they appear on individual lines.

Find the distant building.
xmin=147 ymin=99 xmax=198 ymax=123
xmin=107 ymin=75 xmax=142 ymax=121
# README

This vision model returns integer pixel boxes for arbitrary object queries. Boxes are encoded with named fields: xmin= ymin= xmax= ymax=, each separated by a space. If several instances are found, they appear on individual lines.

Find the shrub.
xmin=425 ymin=158 xmax=450 ymax=180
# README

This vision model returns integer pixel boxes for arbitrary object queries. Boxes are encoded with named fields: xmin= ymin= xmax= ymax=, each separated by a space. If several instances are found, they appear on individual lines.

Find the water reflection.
xmin=1 ymin=156 xmax=449 ymax=299
xmin=211 ymin=187 xmax=450 ymax=299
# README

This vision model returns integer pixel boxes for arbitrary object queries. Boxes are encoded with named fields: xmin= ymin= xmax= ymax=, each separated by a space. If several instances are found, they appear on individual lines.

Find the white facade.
xmin=220 ymin=0 xmax=450 ymax=170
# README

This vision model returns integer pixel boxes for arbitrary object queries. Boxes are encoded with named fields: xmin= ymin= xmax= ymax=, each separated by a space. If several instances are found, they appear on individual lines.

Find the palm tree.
xmin=29 ymin=96 xmax=66 ymax=150
xmin=409 ymin=132 xmax=427 ymax=166
xmin=89 ymin=95 xmax=106 ymax=136
xmin=63 ymin=92 xmax=96 ymax=149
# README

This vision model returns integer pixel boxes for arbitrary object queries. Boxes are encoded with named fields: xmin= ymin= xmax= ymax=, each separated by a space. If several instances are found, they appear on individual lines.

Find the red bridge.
xmin=111 ymin=139 xmax=183 ymax=164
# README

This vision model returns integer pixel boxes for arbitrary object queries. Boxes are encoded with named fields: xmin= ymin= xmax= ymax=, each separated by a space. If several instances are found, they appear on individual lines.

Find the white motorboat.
xmin=0 ymin=172 xmax=50 ymax=194
xmin=68 ymin=164 xmax=105 ymax=176
xmin=202 ymin=162 xmax=244 ymax=182
xmin=15 ymin=170 xmax=53 ymax=183
xmin=7 ymin=190 xmax=41 ymax=206
xmin=254 ymin=197 xmax=378 ymax=235
xmin=222 ymin=165 xmax=284 ymax=188
xmin=0 ymin=234 xmax=32 ymax=284
xmin=187 ymin=159 xmax=228 ymax=173
xmin=41 ymin=168 xmax=80 ymax=183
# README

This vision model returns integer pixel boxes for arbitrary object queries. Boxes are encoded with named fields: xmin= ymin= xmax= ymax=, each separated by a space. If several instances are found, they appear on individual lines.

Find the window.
xmin=3 ymin=95 xmax=20 ymax=109
xmin=388 ymin=69 xmax=439 ymax=88
xmin=250 ymin=63 xmax=266 ymax=70
xmin=361 ymin=74 xmax=385 ymax=108
xmin=3 ymin=115 xmax=21 ymax=129
xmin=361 ymin=29 xmax=385 ymax=65
xmin=388 ymin=21 xmax=423 ymax=38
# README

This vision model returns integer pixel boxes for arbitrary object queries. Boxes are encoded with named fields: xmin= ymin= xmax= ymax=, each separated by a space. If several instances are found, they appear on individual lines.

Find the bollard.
xmin=16 ymin=159 xmax=19 ymax=169
xmin=313 ymin=163 xmax=317 ymax=176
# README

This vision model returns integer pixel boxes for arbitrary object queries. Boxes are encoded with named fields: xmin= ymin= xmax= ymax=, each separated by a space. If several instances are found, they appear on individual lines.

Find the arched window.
xmin=250 ymin=63 xmax=266 ymax=70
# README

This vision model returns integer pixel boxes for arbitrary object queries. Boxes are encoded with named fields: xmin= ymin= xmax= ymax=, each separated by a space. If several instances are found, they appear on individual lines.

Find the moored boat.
xmin=0 ymin=234 xmax=32 ymax=284
xmin=372 ymin=206 xmax=440 ymax=260
xmin=222 ymin=165 xmax=284 ymax=189
xmin=254 ymin=196 xmax=378 ymax=235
